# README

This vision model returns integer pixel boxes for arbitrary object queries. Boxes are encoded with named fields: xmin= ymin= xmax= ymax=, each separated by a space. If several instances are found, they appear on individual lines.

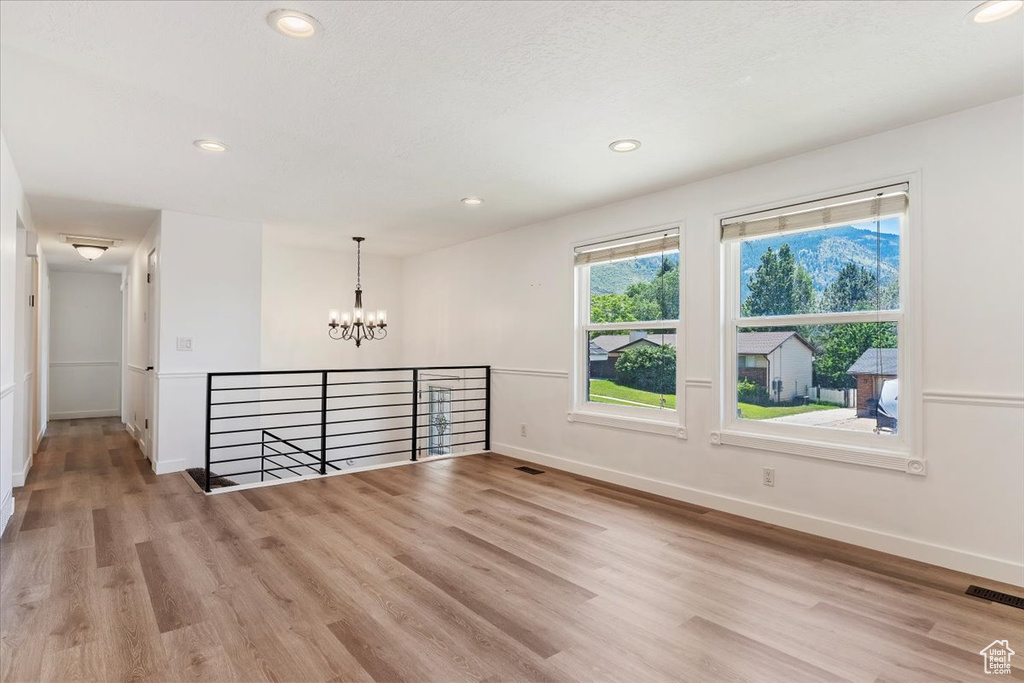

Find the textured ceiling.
xmin=1 ymin=1 xmax=1021 ymax=257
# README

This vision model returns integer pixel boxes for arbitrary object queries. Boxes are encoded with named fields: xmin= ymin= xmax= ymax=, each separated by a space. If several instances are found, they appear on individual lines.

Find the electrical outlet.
xmin=176 ymin=336 xmax=193 ymax=351
xmin=520 ymin=423 xmax=527 ymax=437
xmin=762 ymin=466 xmax=775 ymax=487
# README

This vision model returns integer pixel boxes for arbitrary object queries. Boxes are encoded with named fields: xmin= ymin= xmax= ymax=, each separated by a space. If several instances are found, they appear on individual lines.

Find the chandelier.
xmin=328 ymin=237 xmax=387 ymax=347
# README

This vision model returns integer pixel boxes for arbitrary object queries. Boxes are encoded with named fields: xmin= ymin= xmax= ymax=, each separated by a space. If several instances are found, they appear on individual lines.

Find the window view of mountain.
xmin=589 ymin=251 xmax=680 ymax=295
xmin=740 ymin=223 xmax=900 ymax=303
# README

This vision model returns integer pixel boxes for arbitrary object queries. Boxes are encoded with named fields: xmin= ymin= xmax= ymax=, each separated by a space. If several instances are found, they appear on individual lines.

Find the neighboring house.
xmin=847 ymin=348 xmax=898 ymax=417
xmin=589 ymin=331 xmax=676 ymax=379
xmin=736 ymin=331 xmax=815 ymax=403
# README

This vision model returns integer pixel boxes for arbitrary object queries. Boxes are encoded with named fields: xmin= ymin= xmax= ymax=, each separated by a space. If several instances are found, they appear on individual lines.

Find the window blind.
xmin=575 ymin=228 xmax=679 ymax=266
xmin=721 ymin=183 xmax=908 ymax=242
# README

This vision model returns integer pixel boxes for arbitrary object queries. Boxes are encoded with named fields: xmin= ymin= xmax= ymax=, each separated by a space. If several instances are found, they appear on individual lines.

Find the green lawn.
xmin=738 ymin=402 xmax=836 ymax=420
xmin=589 ymin=379 xmax=676 ymax=409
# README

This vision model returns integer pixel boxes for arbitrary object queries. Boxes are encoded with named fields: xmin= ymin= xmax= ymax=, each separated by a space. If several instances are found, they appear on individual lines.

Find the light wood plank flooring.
xmin=1 ymin=418 xmax=1021 ymax=682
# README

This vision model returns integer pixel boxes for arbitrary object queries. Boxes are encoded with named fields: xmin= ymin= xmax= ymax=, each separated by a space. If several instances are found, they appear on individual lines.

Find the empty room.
xmin=0 ymin=1 xmax=1022 ymax=681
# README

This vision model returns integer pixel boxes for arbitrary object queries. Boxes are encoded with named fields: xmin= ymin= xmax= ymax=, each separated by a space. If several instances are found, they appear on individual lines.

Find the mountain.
xmin=589 ymin=226 xmax=898 ymax=301
xmin=590 ymin=252 xmax=679 ymax=295
xmin=740 ymin=225 xmax=899 ymax=300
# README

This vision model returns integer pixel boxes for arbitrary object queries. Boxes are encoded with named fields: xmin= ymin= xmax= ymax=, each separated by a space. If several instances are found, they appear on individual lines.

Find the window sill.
xmin=710 ymin=429 xmax=925 ymax=475
xmin=568 ymin=410 xmax=686 ymax=439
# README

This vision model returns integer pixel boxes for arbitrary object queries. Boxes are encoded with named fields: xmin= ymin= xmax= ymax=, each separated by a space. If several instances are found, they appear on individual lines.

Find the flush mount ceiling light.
xmin=193 ymin=139 xmax=228 ymax=153
xmin=461 ymin=197 xmax=484 ymax=206
xmin=609 ymin=139 xmax=641 ymax=153
xmin=267 ymin=9 xmax=321 ymax=38
xmin=73 ymin=244 xmax=108 ymax=261
xmin=967 ymin=0 xmax=1023 ymax=22
xmin=59 ymin=233 xmax=121 ymax=262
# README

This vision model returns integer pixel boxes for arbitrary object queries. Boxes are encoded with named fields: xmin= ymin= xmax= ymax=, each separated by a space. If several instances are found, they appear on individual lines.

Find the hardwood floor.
xmin=1 ymin=418 xmax=1021 ymax=682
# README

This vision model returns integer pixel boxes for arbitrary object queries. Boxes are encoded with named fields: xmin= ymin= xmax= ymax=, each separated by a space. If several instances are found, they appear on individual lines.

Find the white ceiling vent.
xmin=58 ymin=234 xmax=123 ymax=249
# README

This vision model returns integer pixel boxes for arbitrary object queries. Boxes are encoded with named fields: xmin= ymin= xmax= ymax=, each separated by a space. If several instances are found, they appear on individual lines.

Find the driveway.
xmin=763 ymin=408 xmax=879 ymax=432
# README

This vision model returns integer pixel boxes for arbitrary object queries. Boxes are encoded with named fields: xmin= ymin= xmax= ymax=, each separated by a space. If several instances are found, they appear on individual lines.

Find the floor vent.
xmin=966 ymin=585 xmax=1024 ymax=610
xmin=515 ymin=466 xmax=545 ymax=475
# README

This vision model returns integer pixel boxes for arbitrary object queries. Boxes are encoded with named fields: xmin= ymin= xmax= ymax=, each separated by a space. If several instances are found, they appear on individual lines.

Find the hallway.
xmin=2 ymin=419 xmax=1021 ymax=682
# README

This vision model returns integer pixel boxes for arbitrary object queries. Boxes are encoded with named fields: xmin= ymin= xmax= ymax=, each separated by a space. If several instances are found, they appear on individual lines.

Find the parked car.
xmin=875 ymin=379 xmax=898 ymax=434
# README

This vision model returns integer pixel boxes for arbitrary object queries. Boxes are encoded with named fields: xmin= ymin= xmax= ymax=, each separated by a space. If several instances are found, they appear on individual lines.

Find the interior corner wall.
xmin=0 ymin=131 xmax=34 ymax=531
xmin=12 ymin=223 xmax=37 ymax=488
xmin=48 ymin=271 xmax=122 ymax=419
xmin=125 ymin=217 xmax=159 ymax=456
xmin=35 ymin=250 xmax=50 ymax=450
xmin=153 ymin=210 xmax=262 ymax=473
xmin=399 ymin=96 xmax=1024 ymax=585
xmin=260 ymin=228 xmax=405 ymax=371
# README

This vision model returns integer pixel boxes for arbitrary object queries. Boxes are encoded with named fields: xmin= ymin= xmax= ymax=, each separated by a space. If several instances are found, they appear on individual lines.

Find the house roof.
xmin=736 ymin=331 xmax=814 ymax=355
xmin=591 ymin=333 xmax=677 ymax=354
xmin=847 ymin=348 xmax=898 ymax=376
xmin=588 ymin=341 xmax=608 ymax=358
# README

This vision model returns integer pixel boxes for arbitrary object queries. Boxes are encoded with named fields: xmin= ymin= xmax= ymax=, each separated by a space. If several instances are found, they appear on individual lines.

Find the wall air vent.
xmin=58 ymin=234 xmax=123 ymax=249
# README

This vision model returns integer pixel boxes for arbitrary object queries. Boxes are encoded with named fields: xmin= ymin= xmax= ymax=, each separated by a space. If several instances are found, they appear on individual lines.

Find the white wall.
xmin=36 ymin=251 xmax=50 ymax=447
xmin=12 ymin=223 xmax=42 ymax=486
xmin=400 ymin=97 xmax=1024 ymax=584
xmin=124 ymin=217 xmax=159 ymax=454
xmin=0 ymin=132 xmax=34 ymax=531
xmin=153 ymin=210 xmax=262 ymax=473
xmin=261 ymin=229 xmax=404 ymax=371
xmin=48 ymin=270 xmax=122 ymax=419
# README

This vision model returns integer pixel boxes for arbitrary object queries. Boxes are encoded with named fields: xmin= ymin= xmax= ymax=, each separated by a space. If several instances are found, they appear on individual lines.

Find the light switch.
xmin=176 ymin=336 xmax=193 ymax=351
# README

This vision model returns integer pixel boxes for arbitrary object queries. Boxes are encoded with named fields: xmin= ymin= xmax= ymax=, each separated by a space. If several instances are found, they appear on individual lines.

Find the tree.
xmin=590 ymin=294 xmax=639 ymax=324
xmin=614 ymin=344 xmax=676 ymax=394
xmin=814 ymin=322 xmax=897 ymax=389
xmin=742 ymin=244 xmax=816 ymax=316
xmin=822 ymin=264 xmax=877 ymax=312
xmin=793 ymin=264 xmax=816 ymax=314
xmin=624 ymin=262 xmax=679 ymax=320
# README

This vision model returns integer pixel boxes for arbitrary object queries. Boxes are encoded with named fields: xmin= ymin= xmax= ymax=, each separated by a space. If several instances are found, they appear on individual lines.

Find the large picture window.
xmin=721 ymin=184 xmax=910 ymax=454
xmin=573 ymin=227 xmax=681 ymax=428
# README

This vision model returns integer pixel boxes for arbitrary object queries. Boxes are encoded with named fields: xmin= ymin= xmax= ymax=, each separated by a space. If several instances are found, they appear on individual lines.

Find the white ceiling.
xmin=28 ymin=197 xmax=158 ymax=273
xmin=1 ymin=1 xmax=1021 ymax=258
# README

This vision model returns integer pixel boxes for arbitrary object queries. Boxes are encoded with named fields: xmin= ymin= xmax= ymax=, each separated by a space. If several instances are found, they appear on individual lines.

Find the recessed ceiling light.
xmin=609 ymin=139 xmax=641 ymax=153
xmin=461 ymin=197 xmax=484 ymax=206
xmin=967 ymin=0 xmax=1023 ymax=23
xmin=193 ymin=139 xmax=229 ymax=153
xmin=268 ymin=9 xmax=321 ymax=38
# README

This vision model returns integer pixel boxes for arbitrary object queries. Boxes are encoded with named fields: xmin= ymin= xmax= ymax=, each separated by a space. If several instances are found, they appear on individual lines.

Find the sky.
xmin=849 ymin=217 xmax=901 ymax=235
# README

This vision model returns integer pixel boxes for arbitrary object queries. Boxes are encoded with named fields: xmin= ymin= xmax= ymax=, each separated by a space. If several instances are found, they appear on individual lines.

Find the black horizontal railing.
xmin=204 ymin=366 xmax=490 ymax=491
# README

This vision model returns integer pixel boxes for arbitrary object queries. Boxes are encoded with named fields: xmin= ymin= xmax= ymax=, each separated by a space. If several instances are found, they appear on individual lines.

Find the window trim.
xmin=714 ymin=174 xmax=924 ymax=474
xmin=570 ymin=222 xmax=686 ymax=438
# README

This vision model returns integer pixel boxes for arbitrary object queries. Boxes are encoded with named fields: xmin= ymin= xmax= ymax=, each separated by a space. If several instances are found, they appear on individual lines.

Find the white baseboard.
xmin=13 ymin=453 xmax=33 ymax=488
xmin=127 ymin=423 xmax=148 ymax=457
xmin=154 ymin=458 xmax=186 ymax=475
xmin=0 ymin=490 xmax=13 ymax=535
xmin=493 ymin=442 xmax=1024 ymax=587
xmin=50 ymin=409 xmax=120 ymax=420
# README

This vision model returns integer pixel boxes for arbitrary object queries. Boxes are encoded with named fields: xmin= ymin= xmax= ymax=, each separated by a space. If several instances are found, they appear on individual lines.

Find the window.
xmin=573 ymin=227 xmax=681 ymax=430
xmin=721 ymin=184 xmax=911 ymax=457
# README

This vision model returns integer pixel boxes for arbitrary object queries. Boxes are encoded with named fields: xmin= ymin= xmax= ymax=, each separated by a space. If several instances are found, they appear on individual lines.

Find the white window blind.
xmin=721 ymin=183 xmax=908 ymax=242
xmin=574 ymin=228 xmax=679 ymax=266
